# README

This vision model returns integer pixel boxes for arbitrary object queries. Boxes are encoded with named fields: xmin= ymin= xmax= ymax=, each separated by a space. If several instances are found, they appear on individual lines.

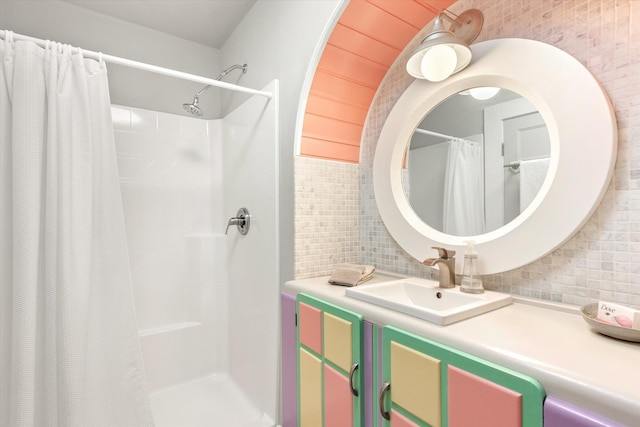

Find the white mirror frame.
xmin=374 ymin=38 xmax=617 ymax=275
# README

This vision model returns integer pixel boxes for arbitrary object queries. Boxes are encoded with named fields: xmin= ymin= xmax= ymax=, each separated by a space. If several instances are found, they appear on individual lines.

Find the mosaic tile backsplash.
xmin=294 ymin=156 xmax=360 ymax=278
xmin=297 ymin=0 xmax=640 ymax=309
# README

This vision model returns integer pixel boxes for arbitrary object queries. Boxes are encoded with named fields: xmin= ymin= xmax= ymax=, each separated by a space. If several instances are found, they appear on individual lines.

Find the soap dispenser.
xmin=461 ymin=241 xmax=484 ymax=294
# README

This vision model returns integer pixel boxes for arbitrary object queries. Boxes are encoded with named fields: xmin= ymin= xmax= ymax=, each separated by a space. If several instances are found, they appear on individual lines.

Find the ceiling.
xmin=63 ymin=0 xmax=257 ymax=49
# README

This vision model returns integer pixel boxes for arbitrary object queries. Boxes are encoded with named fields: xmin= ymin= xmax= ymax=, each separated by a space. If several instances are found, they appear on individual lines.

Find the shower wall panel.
xmin=112 ymin=105 xmax=223 ymax=391
xmin=223 ymin=81 xmax=280 ymax=424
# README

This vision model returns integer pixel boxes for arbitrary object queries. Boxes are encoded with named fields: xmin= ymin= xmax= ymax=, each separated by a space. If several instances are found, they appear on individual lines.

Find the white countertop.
xmin=283 ymin=273 xmax=640 ymax=426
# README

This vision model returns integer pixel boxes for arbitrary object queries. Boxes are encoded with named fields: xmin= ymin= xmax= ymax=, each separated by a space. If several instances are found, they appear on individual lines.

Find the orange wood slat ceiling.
xmin=300 ymin=0 xmax=456 ymax=163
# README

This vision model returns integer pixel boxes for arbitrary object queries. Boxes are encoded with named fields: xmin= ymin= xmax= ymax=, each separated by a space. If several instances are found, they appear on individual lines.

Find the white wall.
xmin=0 ymin=0 xmax=222 ymax=118
xmin=221 ymin=0 xmax=343 ymax=284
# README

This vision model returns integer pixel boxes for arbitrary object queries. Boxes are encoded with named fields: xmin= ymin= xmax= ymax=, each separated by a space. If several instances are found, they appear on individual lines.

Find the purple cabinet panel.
xmin=363 ymin=321 xmax=373 ymax=427
xmin=281 ymin=292 xmax=297 ymax=427
xmin=544 ymin=397 xmax=625 ymax=427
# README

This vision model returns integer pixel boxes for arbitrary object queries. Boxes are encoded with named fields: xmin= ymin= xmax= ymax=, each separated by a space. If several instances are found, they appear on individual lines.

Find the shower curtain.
xmin=442 ymin=138 xmax=485 ymax=236
xmin=0 ymin=37 xmax=154 ymax=426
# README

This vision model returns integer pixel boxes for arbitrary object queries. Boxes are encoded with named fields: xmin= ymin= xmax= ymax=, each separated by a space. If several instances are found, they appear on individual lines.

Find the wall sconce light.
xmin=406 ymin=9 xmax=484 ymax=82
xmin=459 ymin=87 xmax=501 ymax=100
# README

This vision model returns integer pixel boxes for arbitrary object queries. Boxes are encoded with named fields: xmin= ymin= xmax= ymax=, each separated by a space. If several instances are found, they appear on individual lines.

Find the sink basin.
xmin=345 ymin=278 xmax=512 ymax=325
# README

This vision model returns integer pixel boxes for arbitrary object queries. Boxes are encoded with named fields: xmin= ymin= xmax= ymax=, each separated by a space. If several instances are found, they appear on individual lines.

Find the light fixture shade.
xmin=469 ymin=87 xmax=500 ymax=100
xmin=419 ymin=44 xmax=457 ymax=82
xmin=406 ymin=37 xmax=472 ymax=81
xmin=406 ymin=9 xmax=482 ymax=81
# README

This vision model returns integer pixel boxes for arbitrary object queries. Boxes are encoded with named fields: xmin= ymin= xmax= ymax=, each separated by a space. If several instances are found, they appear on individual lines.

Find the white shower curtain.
xmin=0 ymin=37 xmax=154 ymax=426
xmin=442 ymin=138 xmax=485 ymax=236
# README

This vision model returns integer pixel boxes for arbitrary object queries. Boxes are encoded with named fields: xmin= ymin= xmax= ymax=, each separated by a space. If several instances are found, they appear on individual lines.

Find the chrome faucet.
xmin=423 ymin=247 xmax=456 ymax=288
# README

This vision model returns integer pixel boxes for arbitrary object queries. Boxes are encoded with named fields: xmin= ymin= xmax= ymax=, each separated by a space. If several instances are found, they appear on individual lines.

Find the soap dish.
xmin=580 ymin=303 xmax=640 ymax=342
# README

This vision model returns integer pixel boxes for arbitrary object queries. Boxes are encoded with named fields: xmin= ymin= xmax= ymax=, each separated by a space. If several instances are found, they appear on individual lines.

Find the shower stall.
xmin=1 ymin=30 xmax=281 ymax=427
xmin=118 ymin=83 xmax=280 ymax=426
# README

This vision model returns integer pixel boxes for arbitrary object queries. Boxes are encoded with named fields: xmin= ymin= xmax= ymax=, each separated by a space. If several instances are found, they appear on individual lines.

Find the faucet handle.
xmin=431 ymin=246 xmax=455 ymax=258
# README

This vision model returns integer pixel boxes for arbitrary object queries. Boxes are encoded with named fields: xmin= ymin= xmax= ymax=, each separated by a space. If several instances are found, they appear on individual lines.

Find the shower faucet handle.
xmin=225 ymin=207 xmax=251 ymax=235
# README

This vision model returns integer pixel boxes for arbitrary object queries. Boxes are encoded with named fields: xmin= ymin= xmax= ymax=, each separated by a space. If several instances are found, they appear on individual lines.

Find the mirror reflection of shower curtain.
xmin=442 ymin=138 xmax=486 ymax=236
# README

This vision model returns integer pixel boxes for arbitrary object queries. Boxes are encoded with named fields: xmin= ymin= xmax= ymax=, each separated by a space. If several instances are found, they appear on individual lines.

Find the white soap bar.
xmin=596 ymin=301 xmax=640 ymax=329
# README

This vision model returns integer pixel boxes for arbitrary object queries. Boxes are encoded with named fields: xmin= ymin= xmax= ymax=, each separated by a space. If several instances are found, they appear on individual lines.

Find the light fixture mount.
xmin=406 ymin=8 xmax=484 ymax=81
xmin=447 ymin=9 xmax=483 ymax=45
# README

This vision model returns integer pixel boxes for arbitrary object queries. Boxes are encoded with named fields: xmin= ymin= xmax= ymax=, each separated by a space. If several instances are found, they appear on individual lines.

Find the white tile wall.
xmin=113 ymin=105 xmax=216 ymax=330
xmin=294 ymin=156 xmax=361 ymax=279
xmin=296 ymin=0 xmax=640 ymax=309
xmin=113 ymin=80 xmax=279 ymax=403
xmin=112 ymin=105 xmax=221 ymax=391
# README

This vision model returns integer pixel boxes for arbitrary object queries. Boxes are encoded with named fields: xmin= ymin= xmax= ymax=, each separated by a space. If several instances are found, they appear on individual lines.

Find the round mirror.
xmin=404 ymin=88 xmax=551 ymax=237
xmin=374 ymin=39 xmax=616 ymax=275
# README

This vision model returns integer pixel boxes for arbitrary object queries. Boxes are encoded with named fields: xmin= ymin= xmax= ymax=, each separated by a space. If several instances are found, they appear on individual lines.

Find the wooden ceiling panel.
xmin=301 ymin=137 xmax=361 ymax=163
xmin=327 ymin=24 xmax=400 ymax=67
xmin=338 ymin=0 xmax=421 ymax=50
xmin=367 ymin=0 xmax=438 ymax=29
xmin=309 ymin=71 xmax=376 ymax=108
xmin=416 ymin=0 xmax=456 ymax=13
xmin=317 ymin=44 xmax=389 ymax=88
xmin=302 ymin=114 xmax=363 ymax=146
xmin=305 ymin=95 xmax=368 ymax=125
xmin=299 ymin=0 xmax=454 ymax=162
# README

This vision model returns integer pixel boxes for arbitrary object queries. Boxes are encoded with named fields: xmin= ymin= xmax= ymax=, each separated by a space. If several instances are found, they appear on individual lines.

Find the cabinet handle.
xmin=349 ymin=362 xmax=359 ymax=397
xmin=378 ymin=382 xmax=391 ymax=420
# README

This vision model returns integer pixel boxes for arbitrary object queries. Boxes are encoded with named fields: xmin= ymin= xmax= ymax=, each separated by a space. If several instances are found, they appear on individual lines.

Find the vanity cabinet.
xmin=543 ymin=397 xmax=625 ymax=427
xmin=283 ymin=281 xmax=637 ymax=427
xmin=296 ymin=293 xmax=364 ymax=427
xmin=379 ymin=326 xmax=545 ymax=427
xmin=281 ymin=292 xmax=298 ymax=427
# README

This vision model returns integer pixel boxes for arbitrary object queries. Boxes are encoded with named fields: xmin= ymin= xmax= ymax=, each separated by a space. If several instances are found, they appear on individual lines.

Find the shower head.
xmin=183 ymin=95 xmax=203 ymax=117
xmin=182 ymin=64 xmax=248 ymax=117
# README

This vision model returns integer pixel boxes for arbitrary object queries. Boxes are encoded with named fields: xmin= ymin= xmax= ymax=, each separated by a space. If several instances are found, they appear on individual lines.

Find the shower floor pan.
xmin=149 ymin=373 xmax=274 ymax=427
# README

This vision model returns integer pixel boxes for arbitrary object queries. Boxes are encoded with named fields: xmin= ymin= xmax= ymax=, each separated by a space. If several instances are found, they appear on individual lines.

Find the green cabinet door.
xmin=297 ymin=294 xmax=364 ymax=427
xmin=380 ymin=326 xmax=545 ymax=427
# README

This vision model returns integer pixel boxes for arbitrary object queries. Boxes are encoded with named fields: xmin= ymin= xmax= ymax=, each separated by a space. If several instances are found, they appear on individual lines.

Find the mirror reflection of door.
xmin=484 ymin=98 xmax=550 ymax=231
xmin=404 ymin=88 xmax=551 ymax=237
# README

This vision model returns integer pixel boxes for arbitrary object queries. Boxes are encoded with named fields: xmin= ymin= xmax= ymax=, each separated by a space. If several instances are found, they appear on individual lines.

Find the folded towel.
xmin=328 ymin=263 xmax=376 ymax=287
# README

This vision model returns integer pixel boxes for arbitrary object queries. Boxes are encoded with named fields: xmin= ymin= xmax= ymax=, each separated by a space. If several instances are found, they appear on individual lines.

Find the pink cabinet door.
xmin=324 ymin=364 xmax=353 ymax=427
xmin=448 ymin=365 xmax=522 ymax=427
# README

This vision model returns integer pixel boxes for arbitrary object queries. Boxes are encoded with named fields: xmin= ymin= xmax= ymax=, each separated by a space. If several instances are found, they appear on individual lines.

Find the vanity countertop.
xmin=283 ymin=273 xmax=640 ymax=426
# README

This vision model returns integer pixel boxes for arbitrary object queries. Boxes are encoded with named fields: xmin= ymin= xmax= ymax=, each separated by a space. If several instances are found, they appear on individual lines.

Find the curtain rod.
xmin=0 ymin=30 xmax=272 ymax=99
xmin=414 ymin=128 xmax=464 ymax=141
